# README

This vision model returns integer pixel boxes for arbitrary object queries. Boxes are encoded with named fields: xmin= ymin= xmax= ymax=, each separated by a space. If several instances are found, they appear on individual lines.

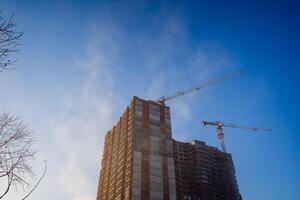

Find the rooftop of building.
xmin=173 ymin=139 xmax=231 ymax=155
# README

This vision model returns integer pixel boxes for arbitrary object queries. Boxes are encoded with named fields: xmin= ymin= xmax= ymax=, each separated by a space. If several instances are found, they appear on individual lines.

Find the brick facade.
xmin=97 ymin=97 xmax=176 ymax=200
xmin=173 ymin=140 xmax=242 ymax=200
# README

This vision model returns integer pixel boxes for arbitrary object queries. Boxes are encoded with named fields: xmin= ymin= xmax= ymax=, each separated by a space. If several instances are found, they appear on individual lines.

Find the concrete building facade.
xmin=96 ymin=97 xmax=176 ymax=200
xmin=173 ymin=140 xmax=242 ymax=200
xmin=96 ymin=97 xmax=241 ymax=200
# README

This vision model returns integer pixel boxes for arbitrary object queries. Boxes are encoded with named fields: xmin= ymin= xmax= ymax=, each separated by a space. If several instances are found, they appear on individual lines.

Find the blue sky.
xmin=0 ymin=0 xmax=299 ymax=199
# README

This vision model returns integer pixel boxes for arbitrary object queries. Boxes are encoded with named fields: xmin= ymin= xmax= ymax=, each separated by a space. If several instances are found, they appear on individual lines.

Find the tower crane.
xmin=201 ymin=120 xmax=272 ymax=152
xmin=155 ymin=69 xmax=244 ymax=103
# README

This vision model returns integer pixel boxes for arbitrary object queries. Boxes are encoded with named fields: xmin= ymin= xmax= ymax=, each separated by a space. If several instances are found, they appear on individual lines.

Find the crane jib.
xmin=155 ymin=69 xmax=244 ymax=102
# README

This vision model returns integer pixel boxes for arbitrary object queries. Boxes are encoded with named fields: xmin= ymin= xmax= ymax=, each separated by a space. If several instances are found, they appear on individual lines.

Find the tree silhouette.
xmin=0 ymin=10 xmax=23 ymax=72
xmin=0 ymin=113 xmax=35 ymax=198
xmin=0 ymin=10 xmax=46 ymax=199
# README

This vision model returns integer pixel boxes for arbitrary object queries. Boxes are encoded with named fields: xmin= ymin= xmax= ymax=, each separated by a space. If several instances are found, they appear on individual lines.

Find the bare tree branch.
xmin=0 ymin=112 xmax=36 ymax=199
xmin=0 ymin=8 xmax=45 ymax=199
xmin=22 ymin=160 xmax=47 ymax=200
xmin=0 ymin=10 xmax=23 ymax=72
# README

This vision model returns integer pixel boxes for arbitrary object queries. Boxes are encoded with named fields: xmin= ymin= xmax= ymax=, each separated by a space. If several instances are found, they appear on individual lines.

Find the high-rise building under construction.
xmin=96 ymin=97 xmax=176 ymax=200
xmin=96 ymin=97 xmax=242 ymax=200
xmin=173 ymin=140 xmax=242 ymax=200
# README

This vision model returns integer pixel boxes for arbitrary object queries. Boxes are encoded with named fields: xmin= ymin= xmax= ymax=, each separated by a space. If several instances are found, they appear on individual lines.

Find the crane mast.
xmin=155 ymin=69 xmax=244 ymax=103
xmin=202 ymin=120 xmax=271 ymax=152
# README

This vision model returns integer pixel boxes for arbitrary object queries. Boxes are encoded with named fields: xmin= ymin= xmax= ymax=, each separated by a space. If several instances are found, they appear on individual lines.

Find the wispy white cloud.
xmin=140 ymin=13 xmax=236 ymax=141
xmin=39 ymin=23 xmax=118 ymax=200
xmin=1 ymin=11 xmax=118 ymax=200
